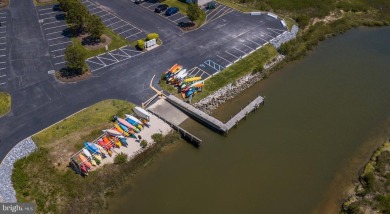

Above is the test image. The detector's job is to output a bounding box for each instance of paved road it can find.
[0,0,287,162]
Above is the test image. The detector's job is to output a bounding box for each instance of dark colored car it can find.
[165,7,179,16]
[155,4,169,13]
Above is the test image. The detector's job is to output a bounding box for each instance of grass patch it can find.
[191,44,277,103]
[13,99,182,213]
[71,27,131,59]
[33,0,58,6]
[0,92,11,116]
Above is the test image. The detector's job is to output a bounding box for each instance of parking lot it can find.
[86,46,144,72]
[203,2,235,24]
[36,5,71,71]
[81,0,146,42]
[0,10,8,88]
[199,16,287,75]
[136,0,191,27]
[185,66,211,80]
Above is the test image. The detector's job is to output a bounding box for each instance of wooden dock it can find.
[166,95,264,134]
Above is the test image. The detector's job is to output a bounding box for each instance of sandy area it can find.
[93,114,172,168]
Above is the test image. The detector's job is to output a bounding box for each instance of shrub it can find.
[114,152,128,164]
[151,133,163,143]
[137,39,145,50]
[140,140,148,149]
[147,33,159,41]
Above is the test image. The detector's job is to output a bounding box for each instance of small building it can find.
[185,0,213,6]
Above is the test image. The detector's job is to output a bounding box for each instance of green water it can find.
[105,27,390,214]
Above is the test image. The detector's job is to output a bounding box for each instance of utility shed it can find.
[185,0,212,6]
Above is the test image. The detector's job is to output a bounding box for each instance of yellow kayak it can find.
[115,138,122,147]
[93,154,102,161]
[114,124,129,137]
[184,77,201,82]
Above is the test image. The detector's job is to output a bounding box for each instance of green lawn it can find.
[33,0,58,6]
[71,27,131,59]
[192,44,278,103]
[0,92,11,116]
[13,99,181,213]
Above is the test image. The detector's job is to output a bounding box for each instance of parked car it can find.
[134,0,144,4]
[155,4,169,13]
[165,7,179,16]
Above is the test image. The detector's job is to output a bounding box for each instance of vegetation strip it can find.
[0,92,11,117]
[11,100,182,213]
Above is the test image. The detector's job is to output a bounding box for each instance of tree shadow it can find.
[178,22,195,29]
[53,4,61,12]
[55,13,65,21]
[59,67,83,79]
[81,36,102,46]
[62,27,83,38]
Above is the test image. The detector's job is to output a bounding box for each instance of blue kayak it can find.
[84,142,100,154]
[118,137,128,147]
[125,117,139,127]
[118,122,129,133]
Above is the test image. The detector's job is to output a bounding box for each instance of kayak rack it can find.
[69,133,118,176]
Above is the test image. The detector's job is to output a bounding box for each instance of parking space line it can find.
[51,47,66,52]
[87,59,105,66]
[95,57,107,65]
[49,41,71,46]
[247,38,260,46]
[225,51,239,58]
[0,26,5,29]
[112,25,128,31]
[124,31,142,39]
[0,82,6,86]
[109,52,129,58]
[40,11,58,16]
[54,54,64,58]
[0,48,5,51]
[103,16,116,22]
[0,55,5,57]
[241,43,254,50]
[173,16,186,22]
[254,35,269,42]
[118,49,131,57]
[43,20,63,25]
[92,10,106,15]
[44,24,67,30]
[106,20,123,27]
[0,42,5,45]
[117,27,134,34]
[0,74,6,77]
[0,37,5,39]
[147,3,158,8]
[39,7,53,11]
[267,27,286,33]
[100,13,110,18]
[0,17,6,19]
[233,47,246,54]
[97,56,118,62]
[0,67,5,70]
[261,32,275,38]
[46,30,63,35]
[0,62,6,64]
[168,13,180,19]
[204,60,224,72]
[108,53,120,61]
[54,61,65,65]
[48,36,65,41]
[217,55,232,64]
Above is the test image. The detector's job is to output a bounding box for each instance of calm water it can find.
[105,27,390,214]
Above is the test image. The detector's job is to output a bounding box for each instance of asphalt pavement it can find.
[0,0,287,163]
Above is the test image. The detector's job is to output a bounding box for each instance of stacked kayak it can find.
[162,64,205,99]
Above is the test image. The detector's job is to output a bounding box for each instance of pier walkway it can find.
[166,95,264,134]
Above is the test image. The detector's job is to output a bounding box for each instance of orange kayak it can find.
[79,154,92,169]
[165,64,178,74]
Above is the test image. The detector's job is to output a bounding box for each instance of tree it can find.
[137,39,145,50]
[58,0,78,13]
[114,152,128,164]
[140,140,148,149]
[64,44,86,74]
[65,2,89,32]
[187,3,201,23]
[147,33,159,41]
[85,14,104,40]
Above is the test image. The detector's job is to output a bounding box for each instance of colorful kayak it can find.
[141,118,151,127]
[113,125,129,137]
[116,117,136,130]
[115,138,122,147]
[84,142,100,154]
[82,149,97,166]
[125,117,143,130]
[133,107,151,121]
[104,129,122,137]
[184,76,201,82]
[125,114,143,126]
[79,154,92,169]
[94,144,107,158]
[165,64,179,74]
[80,164,89,175]
[190,81,204,88]
[118,137,128,146]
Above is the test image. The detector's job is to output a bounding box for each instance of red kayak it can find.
[80,164,89,175]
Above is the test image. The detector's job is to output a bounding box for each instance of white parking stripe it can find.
[49,41,71,46]
[124,31,142,39]
[40,11,58,16]
[51,47,66,52]
[48,36,64,41]
[147,3,158,8]
[97,56,118,62]
[225,51,239,58]
[233,47,246,54]
[0,74,6,77]
[86,59,105,66]
[0,12,6,15]
[0,17,7,19]
[173,16,186,22]
[46,30,63,35]
[106,20,123,27]
[92,10,106,15]
[54,54,64,58]
[247,38,260,45]
[54,61,65,65]
[241,43,254,50]
[0,67,5,70]
[0,62,6,64]
[0,55,6,57]
[0,82,6,85]
[217,55,232,64]
[89,7,100,12]
[117,27,135,34]
[254,35,269,42]
[99,13,110,18]
[43,20,63,25]
[103,16,116,22]
[0,42,5,45]
[0,26,6,29]
[39,7,53,11]
[0,37,5,39]
[44,24,67,30]
[0,48,5,50]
